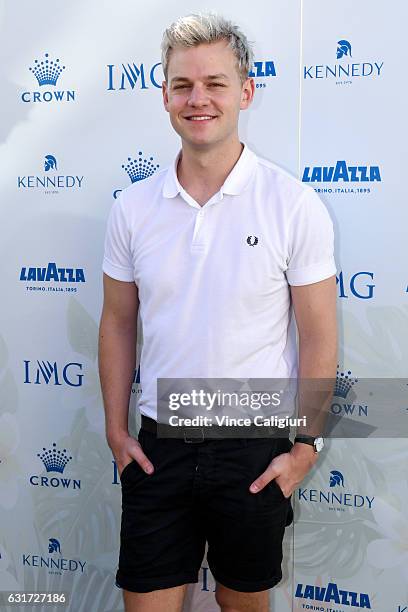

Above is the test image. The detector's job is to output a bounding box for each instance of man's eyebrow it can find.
[170,73,230,84]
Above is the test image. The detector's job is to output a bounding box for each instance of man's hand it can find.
[108,430,155,477]
[249,442,318,498]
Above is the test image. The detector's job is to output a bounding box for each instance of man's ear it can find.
[240,77,255,110]
[162,80,169,112]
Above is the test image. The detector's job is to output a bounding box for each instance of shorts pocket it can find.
[119,459,136,483]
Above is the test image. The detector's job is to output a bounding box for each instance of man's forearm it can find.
[98,313,137,444]
[296,334,337,438]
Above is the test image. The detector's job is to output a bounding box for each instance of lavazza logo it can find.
[19,261,85,295]
[304,39,384,86]
[113,150,160,199]
[106,59,276,92]
[29,441,81,490]
[297,464,374,512]
[22,537,86,575]
[295,581,372,609]
[21,53,75,103]
[302,159,381,195]
[17,154,84,194]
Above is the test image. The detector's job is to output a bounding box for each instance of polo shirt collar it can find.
[162,143,257,200]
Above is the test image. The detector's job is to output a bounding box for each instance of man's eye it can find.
[208,83,224,87]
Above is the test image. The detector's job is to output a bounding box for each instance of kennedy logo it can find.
[22,537,86,575]
[246,236,259,247]
[23,360,84,387]
[298,468,374,510]
[329,469,344,487]
[113,151,160,199]
[304,39,384,85]
[17,154,84,194]
[295,582,371,609]
[44,155,58,171]
[22,53,75,103]
[337,39,352,59]
[48,538,61,553]
[337,271,375,300]
[29,442,80,490]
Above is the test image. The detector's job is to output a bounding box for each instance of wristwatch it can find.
[294,435,324,453]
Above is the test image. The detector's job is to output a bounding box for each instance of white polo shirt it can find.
[103,144,336,421]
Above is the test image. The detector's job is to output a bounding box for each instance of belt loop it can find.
[183,427,205,444]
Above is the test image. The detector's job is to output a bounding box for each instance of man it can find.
[99,12,337,612]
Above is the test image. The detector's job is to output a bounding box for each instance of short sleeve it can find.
[285,188,337,286]
[102,192,135,282]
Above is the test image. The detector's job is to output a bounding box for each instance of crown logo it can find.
[337,40,352,60]
[29,53,65,86]
[329,470,344,488]
[334,365,358,399]
[122,151,160,183]
[37,442,72,473]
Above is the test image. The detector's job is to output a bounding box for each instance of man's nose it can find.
[187,83,209,106]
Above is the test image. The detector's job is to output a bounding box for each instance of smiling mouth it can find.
[184,115,217,121]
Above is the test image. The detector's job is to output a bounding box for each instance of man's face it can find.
[162,40,254,150]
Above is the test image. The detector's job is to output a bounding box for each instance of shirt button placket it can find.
[191,208,206,253]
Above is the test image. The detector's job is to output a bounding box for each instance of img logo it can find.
[17,154,84,194]
[337,271,375,300]
[304,39,384,85]
[22,53,75,103]
[23,360,84,387]
[295,581,371,609]
[113,151,160,199]
[29,442,80,490]
[22,537,86,575]
[107,61,163,91]
[331,366,367,418]
[298,468,374,510]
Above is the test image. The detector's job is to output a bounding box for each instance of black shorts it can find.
[116,426,293,593]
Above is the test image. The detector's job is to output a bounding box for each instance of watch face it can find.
[314,437,324,452]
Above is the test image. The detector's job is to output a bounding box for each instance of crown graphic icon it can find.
[122,152,160,183]
[334,366,358,399]
[37,442,72,473]
[29,53,65,86]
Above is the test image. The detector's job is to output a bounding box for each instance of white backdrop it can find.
[0,1,407,611]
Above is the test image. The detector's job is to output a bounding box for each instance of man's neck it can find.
[177,138,244,206]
